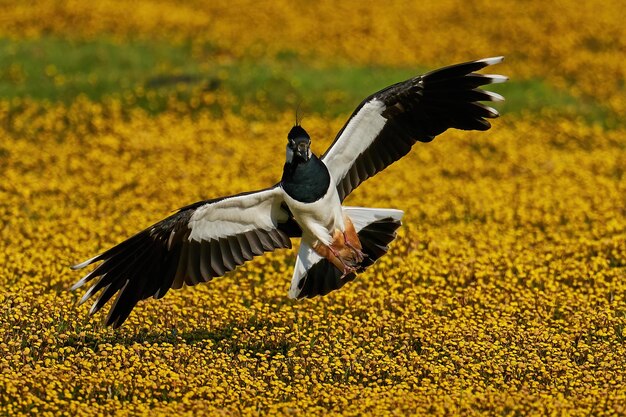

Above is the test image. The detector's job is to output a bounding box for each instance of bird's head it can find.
[286,125,311,163]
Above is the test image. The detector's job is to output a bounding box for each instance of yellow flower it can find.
[1,1,625,415]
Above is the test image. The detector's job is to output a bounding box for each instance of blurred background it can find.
[1,1,625,416]
[0,0,623,125]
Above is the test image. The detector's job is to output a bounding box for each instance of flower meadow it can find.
[1,1,625,416]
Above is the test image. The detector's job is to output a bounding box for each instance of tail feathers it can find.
[343,207,403,231]
[288,241,351,299]
[288,207,403,299]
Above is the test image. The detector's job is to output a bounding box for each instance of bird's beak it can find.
[296,140,310,160]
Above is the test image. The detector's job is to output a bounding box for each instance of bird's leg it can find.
[313,238,358,278]
[313,217,369,279]
[342,215,365,262]
[326,245,358,278]
[342,231,365,262]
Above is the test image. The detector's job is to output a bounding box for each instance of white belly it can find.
[282,180,344,246]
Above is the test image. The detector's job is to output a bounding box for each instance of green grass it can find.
[0,37,203,101]
[220,60,419,117]
[0,36,614,123]
[490,79,613,126]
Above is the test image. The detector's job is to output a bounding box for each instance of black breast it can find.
[281,155,331,203]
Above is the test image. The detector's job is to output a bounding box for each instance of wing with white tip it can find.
[71,186,300,328]
[322,56,507,201]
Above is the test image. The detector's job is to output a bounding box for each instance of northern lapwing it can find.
[71,57,507,327]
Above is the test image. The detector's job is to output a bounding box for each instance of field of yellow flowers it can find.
[1,1,625,416]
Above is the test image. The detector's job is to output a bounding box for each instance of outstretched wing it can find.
[322,56,507,202]
[71,186,300,328]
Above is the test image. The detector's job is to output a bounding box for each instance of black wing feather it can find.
[71,188,297,328]
[324,57,506,202]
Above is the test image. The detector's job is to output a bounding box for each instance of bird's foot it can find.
[343,231,365,262]
[327,245,358,278]
[339,265,357,279]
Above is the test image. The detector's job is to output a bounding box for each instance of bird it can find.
[71,56,507,328]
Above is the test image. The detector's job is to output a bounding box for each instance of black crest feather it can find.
[288,125,310,140]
